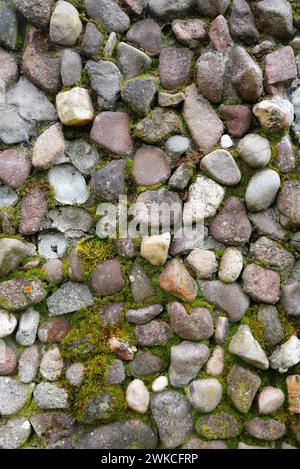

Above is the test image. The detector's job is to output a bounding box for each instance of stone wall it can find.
[0,0,300,449]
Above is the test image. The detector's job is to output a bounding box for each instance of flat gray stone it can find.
[85,0,130,33]
[0,377,34,416]
[48,164,89,206]
[169,341,210,387]
[86,60,122,110]
[200,149,241,185]
[47,282,94,316]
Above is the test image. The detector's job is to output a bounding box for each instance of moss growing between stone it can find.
[76,236,118,276]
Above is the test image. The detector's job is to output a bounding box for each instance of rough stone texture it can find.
[117,42,151,78]
[186,248,218,279]
[16,308,40,346]
[201,280,249,322]
[160,47,193,90]
[0,417,31,449]
[135,320,173,346]
[121,77,157,116]
[219,104,252,137]
[209,15,231,53]
[257,306,284,346]
[258,386,285,415]
[56,87,94,126]
[253,96,294,133]
[0,377,34,416]
[91,112,132,155]
[32,123,65,169]
[230,46,263,102]
[0,278,46,312]
[227,365,261,413]
[86,60,122,111]
[187,379,222,413]
[184,175,225,223]
[237,134,271,168]
[197,51,224,103]
[91,259,125,296]
[230,0,259,44]
[150,391,193,448]
[91,160,125,201]
[158,259,198,303]
[229,325,269,370]
[86,0,130,33]
[242,264,281,304]
[245,418,286,441]
[126,19,161,56]
[169,341,210,387]
[183,85,224,153]
[168,302,214,340]
[135,108,182,143]
[196,412,241,439]
[269,336,300,373]
[47,282,93,316]
[33,383,68,410]
[277,180,300,229]
[256,0,294,40]
[210,197,252,246]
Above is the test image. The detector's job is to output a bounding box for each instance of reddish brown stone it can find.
[210,197,252,246]
[91,259,125,296]
[68,247,84,282]
[126,19,161,56]
[242,264,281,304]
[135,320,173,346]
[38,319,71,343]
[209,15,231,53]
[90,112,132,155]
[158,258,198,303]
[19,187,48,235]
[265,46,297,91]
[219,104,252,137]
[132,145,171,186]
[159,47,193,90]
[0,343,17,375]
[22,28,60,95]
[0,149,31,189]
[277,180,300,229]
[124,0,144,15]
[171,19,207,48]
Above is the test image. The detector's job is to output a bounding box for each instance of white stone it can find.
[245,169,281,212]
[50,0,82,46]
[218,247,243,283]
[40,346,64,382]
[38,232,68,260]
[237,134,271,168]
[0,238,35,276]
[56,87,94,126]
[253,96,294,132]
[184,176,225,223]
[48,164,89,205]
[206,346,224,376]
[152,376,169,392]
[33,382,68,409]
[126,379,150,414]
[229,325,269,370]
[0,310,17,338]
[269,335,300,373]
[141,232,171,266]
[186,248,218,279]
[187,379,222,412]
[16,309,40,346]
[258,386,285,414]
[221,134,233,148]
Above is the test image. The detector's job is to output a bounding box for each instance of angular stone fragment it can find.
[201,280,249,322]
[38,319,71,343]
[117,42,151,78]
[248,208,287,240]
[172,18,206,48]
[245,418,286,441]
[229,325,269,370]
[141,232,171,267]
[30,412,75,448]
[0,104,34,144]
[65,140,99,176]
[91,160,125,201]
[210,197,251,246]
[158,258,198,303]
[269,336,300,373]
[253,96,294,133]
[169,341,210,387]
[158,92,185,108]
[242,264,281,304]
[132,145,170,186]
[126,18,161,56]
[265,46,297,91]
[16,308,40,346]
[183,84,224,153]
[0,238,35,276]
[230,46,263,102]
[280,281,300,317]
[0,278,46,312]
[91,111,132,155]
[121,77,157,116]
[129,262,155,302]
[168,302,214,341]
[200,149,241,185]
[219,104,252,137]
[81,23,103,58]
[0,343,16,376]
[56,88,94,126]
[22,28,61,95]
[34,383,68,410]
[0,48,18,88]
[86,60,122,111]
[160,47,193,90]
[47,282,93,316]
[227,365,261,413]
[276,135,295,174]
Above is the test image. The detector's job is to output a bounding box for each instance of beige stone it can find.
[32,123,65,169]
[56,87,94,126]
[287,375,300,414]
[186,248,218,279]
[126,379,149,414]
[141,232,171,266]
